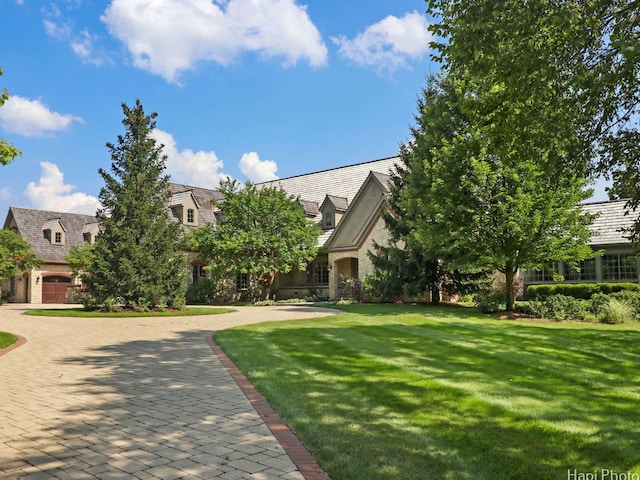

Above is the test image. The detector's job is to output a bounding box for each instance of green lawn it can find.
[0,331,18,350]
[214,303,640,480]
[25,306,235,317]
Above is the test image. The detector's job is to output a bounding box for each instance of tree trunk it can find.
[431,285,441,304]
[504,262,516,312]
[262,273,276,301]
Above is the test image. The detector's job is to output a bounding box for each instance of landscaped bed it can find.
[215,303,640,480]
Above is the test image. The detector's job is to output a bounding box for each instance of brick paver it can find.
[0,304,337,479]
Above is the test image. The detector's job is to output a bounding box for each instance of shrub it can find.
[527,283,640,300]
[474,290,505,313]
[600,298,635,324]
[526,294,590,321]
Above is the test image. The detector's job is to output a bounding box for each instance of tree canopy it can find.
[396,73,595,310]
[0,67,21,166]
[0,230,41,293]
[188,179,320,300]
[85,100,187,310]
[427,0,640,239]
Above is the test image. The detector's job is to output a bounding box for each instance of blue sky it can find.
[0,0,608,217]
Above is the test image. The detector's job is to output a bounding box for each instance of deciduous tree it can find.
[398,74,594,311]
[0,229,41,298]
[85,100,187,310]
[427,0,640,239]
[0,67,21,166]
[188,179,319,301]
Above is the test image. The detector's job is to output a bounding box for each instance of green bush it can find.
[474,290,505,313]
[527,283,640,300]
[600,298,636,324]
[526,294,588,321]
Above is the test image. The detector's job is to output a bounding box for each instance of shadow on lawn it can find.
[216,317,640,480]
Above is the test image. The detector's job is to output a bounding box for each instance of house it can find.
[523,199,639,288]
[256,157,398,299]
[4,156,635,304]
[1,207,99,303]
[1,184,221,304]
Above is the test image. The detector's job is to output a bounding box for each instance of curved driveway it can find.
[0,304,338,479]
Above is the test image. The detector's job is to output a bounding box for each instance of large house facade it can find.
[2,157,638,303]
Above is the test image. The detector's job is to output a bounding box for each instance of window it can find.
[192,264,206,283]
[308,261,329,284]
[83,232,92,243]
[324,212,333,228]
[54,232,62,244]
[564,258,597,282]
[187,208,195,224]
[602,254,637,281]
[236,273,249,290]
[525,262,559,283]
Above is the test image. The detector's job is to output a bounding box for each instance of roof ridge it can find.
[254,156,399,184]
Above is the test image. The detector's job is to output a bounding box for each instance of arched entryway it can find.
[42,274,72,303]
[333,257,359,299]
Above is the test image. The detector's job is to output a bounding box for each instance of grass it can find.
[25,306,235,317]
[0,331,18,350]
[214,303,640,480]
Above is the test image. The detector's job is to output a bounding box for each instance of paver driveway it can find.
[0,304,338,479]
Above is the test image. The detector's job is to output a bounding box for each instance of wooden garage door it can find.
[42,276,71,303]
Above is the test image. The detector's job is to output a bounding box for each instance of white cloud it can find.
[238,151,278,183]
[101,0,328,82]
[0,187,11,203]
[0,96,83,137]
[332,11,431,73]
[43,19,71,39]
[151,129,229,187]
[70,30,110,66]
[25,162,100,214]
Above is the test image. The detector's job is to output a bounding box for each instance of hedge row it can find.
[526,282,640,300]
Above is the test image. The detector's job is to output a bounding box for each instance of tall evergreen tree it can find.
[368,77,488,304]
[86,100,187,310]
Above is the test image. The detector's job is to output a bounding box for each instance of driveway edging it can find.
[206,334,331,480]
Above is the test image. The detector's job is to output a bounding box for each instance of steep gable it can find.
[324,171,390,251]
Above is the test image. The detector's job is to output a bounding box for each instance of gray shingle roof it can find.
[582,199,636,246]
[323,195,349,212]
[4,207,98,263]
[168,183,221,227]
[256,156,398,205]
[299,199,319,217]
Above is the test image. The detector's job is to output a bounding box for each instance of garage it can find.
[42,275,71,303]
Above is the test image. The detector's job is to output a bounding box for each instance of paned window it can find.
[324,212,333,228]
[308,261,329,284]
[525,262,559,283]
[564,258,597,282]
[187,209,195,224]
[54,232,62,244]
[602,254,637,281]
[192,265,206,283]
[236,273,249,290]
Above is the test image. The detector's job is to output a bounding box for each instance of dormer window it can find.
[82,222,101,244]
[168,190,200,226]
[43,218,66,245]
[324,212,333,228]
